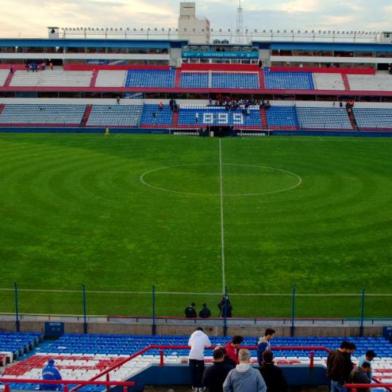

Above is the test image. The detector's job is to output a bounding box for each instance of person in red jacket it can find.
[224,336,244,367]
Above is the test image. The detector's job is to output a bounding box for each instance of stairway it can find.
[80,105,93,127]
[346,106,359,130]
[4,71,15,87]
[172,111,179,128]
[342,74,351,91]
[174,69,181,88]
[260,107,268,129]
[90,70,99,88]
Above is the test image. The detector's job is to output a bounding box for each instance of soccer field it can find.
[0,133,391,318]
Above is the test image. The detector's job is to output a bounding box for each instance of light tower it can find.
[235,0,244,44]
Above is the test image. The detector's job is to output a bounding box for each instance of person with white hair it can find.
[223,349,266,392]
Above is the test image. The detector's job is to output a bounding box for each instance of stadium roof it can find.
[254,41,392,52]
[1,38,392,52]
[0,38,187,49]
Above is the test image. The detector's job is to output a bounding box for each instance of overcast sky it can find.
[0,0,391,38]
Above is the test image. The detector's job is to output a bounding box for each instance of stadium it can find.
[0,1,392,391]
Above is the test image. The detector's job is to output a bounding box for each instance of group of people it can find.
[24,61,53,72]
[185,296,233,319]
[327,341,376,392]
[188,327,280,392]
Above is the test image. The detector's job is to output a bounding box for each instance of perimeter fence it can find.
[0,284,391,335]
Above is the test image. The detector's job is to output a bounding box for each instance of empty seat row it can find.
[87,105,143,127]
[354,108,392,130]
[125,69,175,88]
[0,105,86,125]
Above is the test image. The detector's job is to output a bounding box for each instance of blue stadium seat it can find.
[296,107,353,130]
[353,108,392,130]
[180,72,209,88]
[266,106,298,129]
[87,105,143,127]
[125,70,175,88]
[0,105,86,125]
[211,73,259,89]
[265,70,314,90]
[140,104,173,126]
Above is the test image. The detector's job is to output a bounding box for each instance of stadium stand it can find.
[312,73,345,91]
[10,70,93,87]
[178,105,261,128]
[95,71,127,88]
[353,108,392,130]
[86,105,143,127]
[211,72,259,89]
[0,70,9,86]
[296,107,353,130]
[180,72,209,88]
[125,69,175,88]
[140,104,173,127]
[347,74,392,91]
[0,332,41,362]
[264,70,314,90]
[266,106,299,129]
[0,104,86,125]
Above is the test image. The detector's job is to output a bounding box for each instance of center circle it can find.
[140,163,302,197]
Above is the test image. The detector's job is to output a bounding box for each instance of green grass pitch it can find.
[0,133,391,318]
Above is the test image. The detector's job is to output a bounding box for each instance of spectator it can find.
[218,295,232,318]
[259,351,288,392]
[188,327,212,392]
[257,329,276,366]
[348,362,371,392]
[49,61,53,71]
[224,336,244,367]
[40,359,62,391]
[9,66,14,74]
[202,347,232,392]
[116,96,121,105]
[158,101,164,111]
[195,113,199,124]
[358,350,376,379]
[327,341,356,392]
[199,303,211,319]
[185,303,197,318]
[223,349,266,392]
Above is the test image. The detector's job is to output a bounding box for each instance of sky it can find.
[0,0,391,38]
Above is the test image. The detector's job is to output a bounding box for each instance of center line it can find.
[218,138,226,294]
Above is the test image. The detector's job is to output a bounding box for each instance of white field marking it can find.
[139,163,303,197]
[0,288,390,296]
[219,139,226,294]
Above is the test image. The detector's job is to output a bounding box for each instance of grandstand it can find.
[1,7,392,392]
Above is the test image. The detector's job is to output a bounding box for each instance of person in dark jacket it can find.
[327,341,356,392]
[218,296,232,317]
[185,303,197,318]
[40,359,62,390]
[259,351,288,392]
[348,362,371,392]
[199,303,211,319]
[202,347,232,392]
[257,329,276,366]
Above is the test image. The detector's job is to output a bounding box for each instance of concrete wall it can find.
[0,319,383,337]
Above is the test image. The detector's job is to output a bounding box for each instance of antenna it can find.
[236,0,244,44]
